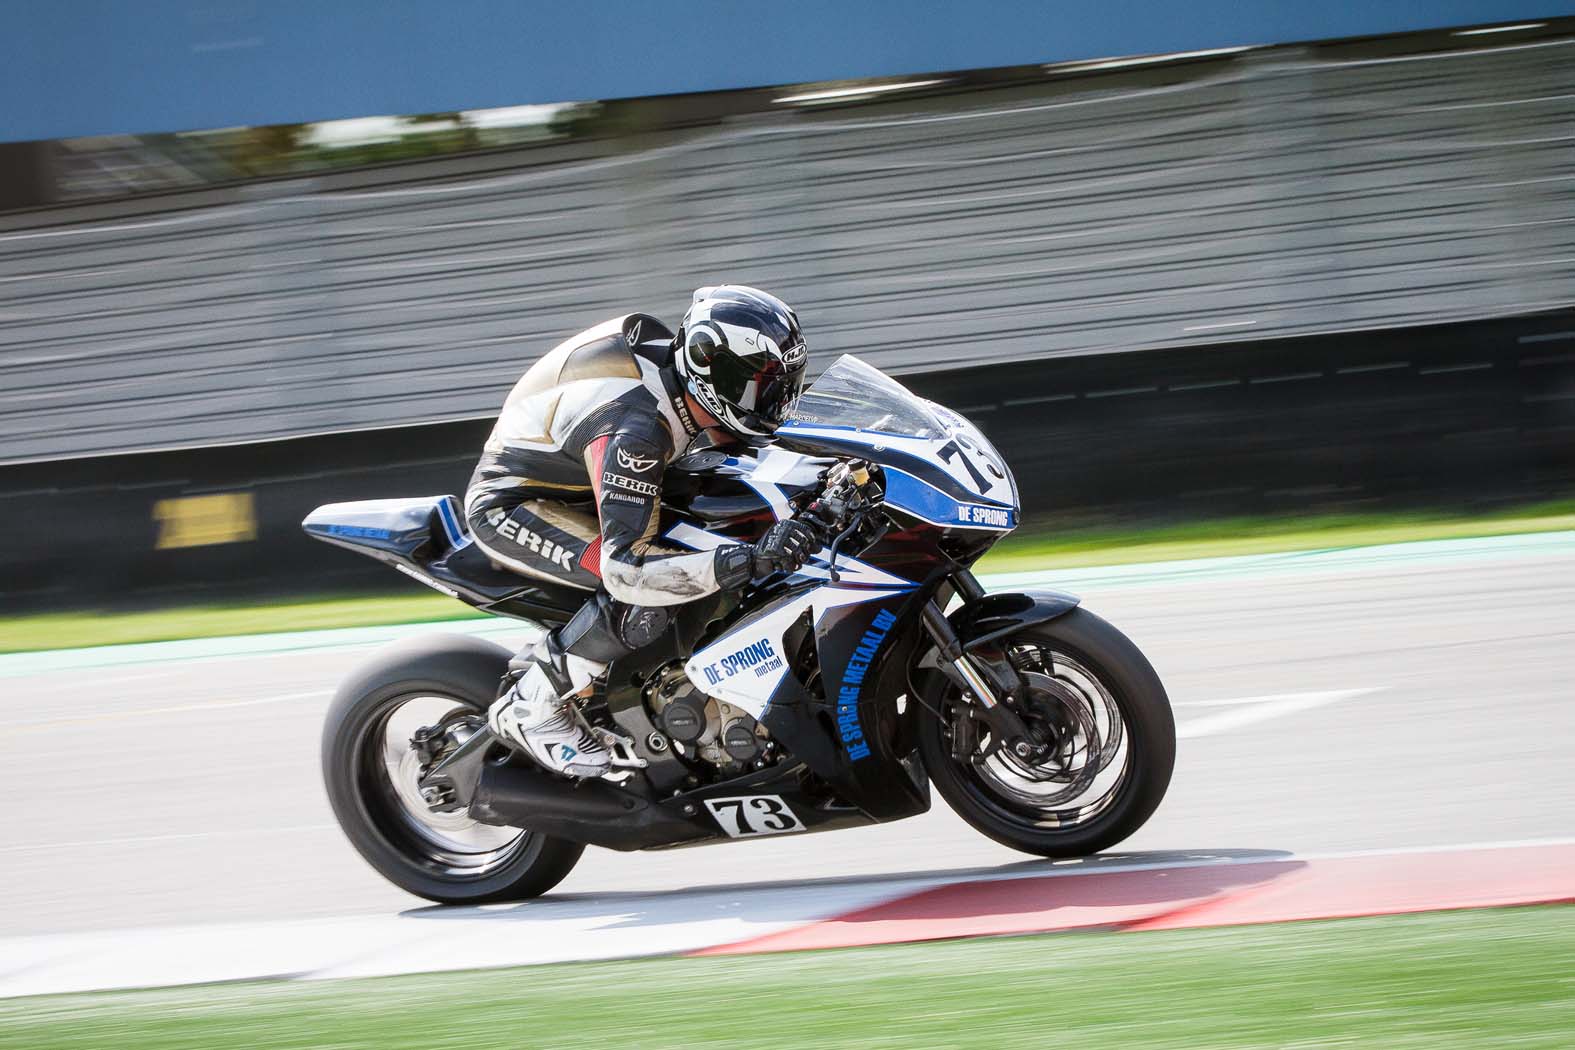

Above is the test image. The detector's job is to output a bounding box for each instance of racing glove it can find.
[715,519,820,589]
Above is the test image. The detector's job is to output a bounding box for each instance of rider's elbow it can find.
[601,554,715,608]
[601,562,649,606]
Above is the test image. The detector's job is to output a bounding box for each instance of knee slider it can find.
[615,602,671,651]
[559,592,671,661]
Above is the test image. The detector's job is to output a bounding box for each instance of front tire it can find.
[321,633,584,904]
[919,607,1175,857]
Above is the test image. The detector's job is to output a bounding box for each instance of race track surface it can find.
[4,532,1573,956]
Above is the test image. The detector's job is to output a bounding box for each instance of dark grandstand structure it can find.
[2,3,1572,607]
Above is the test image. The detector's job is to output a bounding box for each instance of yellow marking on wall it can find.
[153,493,258,549]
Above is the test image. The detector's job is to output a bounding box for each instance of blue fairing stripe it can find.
[780,428,1013,510]
[437,496,471,549]
[882,468,1016,531]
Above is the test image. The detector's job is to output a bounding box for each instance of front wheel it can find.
[321,634,584,904]
[919,608,1175,857]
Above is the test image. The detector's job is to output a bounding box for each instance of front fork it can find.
[920,571,1039,761]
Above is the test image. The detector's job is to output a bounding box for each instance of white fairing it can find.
[736,446,808,519]
[683,584,905,719]
[668,425,914,714]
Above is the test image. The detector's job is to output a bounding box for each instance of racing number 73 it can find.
[937,438,1001,493]
[703,795,806,838]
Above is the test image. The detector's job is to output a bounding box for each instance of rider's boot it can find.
[487,638,611,778]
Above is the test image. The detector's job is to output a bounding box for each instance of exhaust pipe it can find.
[468,759,711,852]
[419,726,711,851]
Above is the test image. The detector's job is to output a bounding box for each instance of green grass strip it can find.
[2,499,1572,653]
[978,498,1575,572]
[2,905,1571,1049]
[0,593,486,654]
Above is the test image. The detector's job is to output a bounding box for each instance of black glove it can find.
[715,519,820,589]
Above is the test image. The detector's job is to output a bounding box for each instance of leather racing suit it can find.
[465,313,732,659]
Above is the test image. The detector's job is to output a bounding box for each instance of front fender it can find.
[948,589,1081,650]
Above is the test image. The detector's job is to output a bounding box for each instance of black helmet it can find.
[674,285,808,438]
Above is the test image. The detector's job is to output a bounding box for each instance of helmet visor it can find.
[747,365,806,427]
[728,347,806,431]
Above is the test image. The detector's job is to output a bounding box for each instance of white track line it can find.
[1177,688,1383,738]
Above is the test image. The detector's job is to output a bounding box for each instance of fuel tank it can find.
[660,446,835,539]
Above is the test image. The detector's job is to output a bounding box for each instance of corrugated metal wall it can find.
[2,36,1572,464]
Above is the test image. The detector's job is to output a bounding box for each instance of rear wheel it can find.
[321,634,584,904]
[919,608,1175,857]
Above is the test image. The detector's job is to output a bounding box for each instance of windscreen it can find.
[786,355,944,438]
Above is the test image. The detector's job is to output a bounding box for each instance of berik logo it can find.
[616,447,657,472]
[483,511,575,571]
[673,397,698,435]
[604,471,660,497]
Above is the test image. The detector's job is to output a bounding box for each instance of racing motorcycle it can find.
[305,356,1175,904]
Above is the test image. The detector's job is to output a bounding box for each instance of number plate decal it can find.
[702,795,807,838]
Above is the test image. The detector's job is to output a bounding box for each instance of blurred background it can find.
[3,1,1573,612]
[4,5,1575,1046]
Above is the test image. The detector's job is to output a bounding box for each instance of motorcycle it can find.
[305,355,1175,904]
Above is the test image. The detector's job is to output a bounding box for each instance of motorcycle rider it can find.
[468,286,818,778]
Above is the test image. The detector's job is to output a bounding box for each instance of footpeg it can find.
[592,727,649,769]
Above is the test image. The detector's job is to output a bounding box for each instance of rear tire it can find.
[321,633,584,904]
[919,607,1175,857]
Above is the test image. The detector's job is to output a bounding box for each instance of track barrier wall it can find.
[4,312,1571,611]
[4,36,1575,464]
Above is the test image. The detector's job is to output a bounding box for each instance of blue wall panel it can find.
[3,0,1573,142]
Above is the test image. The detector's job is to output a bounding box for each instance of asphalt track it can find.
[3,532,1574,964]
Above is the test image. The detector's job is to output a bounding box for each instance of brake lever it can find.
[824,521,853,584]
